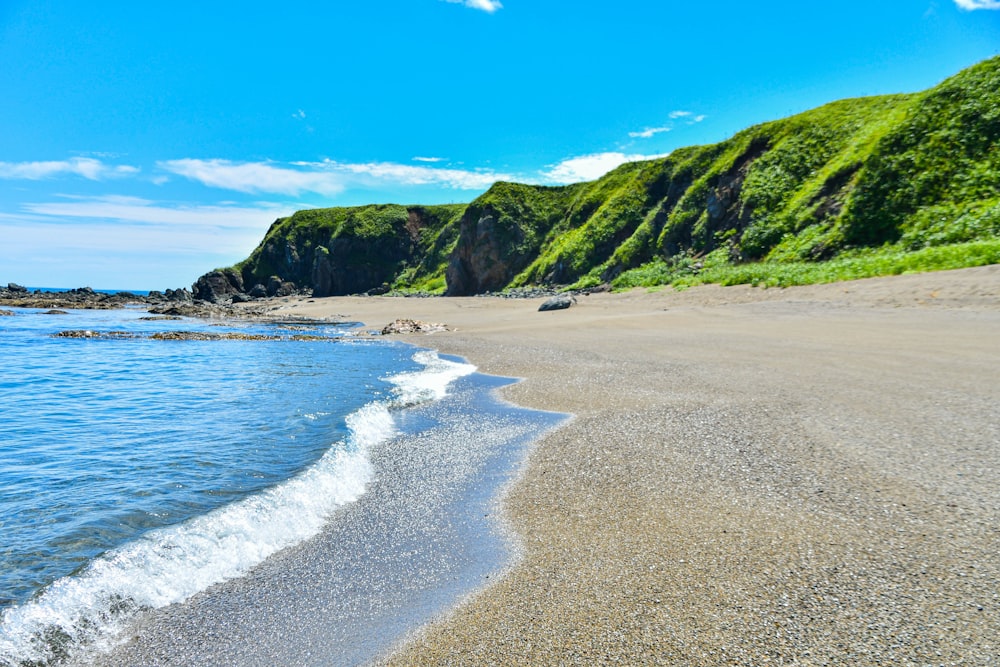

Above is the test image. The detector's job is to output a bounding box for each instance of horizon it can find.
[1,0,998,291]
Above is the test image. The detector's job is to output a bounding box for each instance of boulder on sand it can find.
[538,295,575,312]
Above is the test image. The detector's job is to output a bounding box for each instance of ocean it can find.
[0,306,561,665]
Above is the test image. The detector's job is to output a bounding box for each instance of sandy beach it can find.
[270,266,1000,665]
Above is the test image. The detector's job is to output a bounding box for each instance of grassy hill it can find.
[216,56,1000,297]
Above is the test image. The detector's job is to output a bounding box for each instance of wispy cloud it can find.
[0,196,290,287]
[22,195,287,229]
[325,159,507,189]
[669,110,707,123]
[542,152,669,184]
[629,112,706,140]
[628,126,671,139]
[443,0,503,13]
[160,159,346,196]
[0,158,139,180]
[953,0,1000,9]
[412,156,446,163]
[161,158,508,195]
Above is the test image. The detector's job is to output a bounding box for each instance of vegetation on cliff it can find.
[231,204,464,297]
[213,56,999,297]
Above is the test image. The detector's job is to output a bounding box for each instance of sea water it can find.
[0,307,484,665]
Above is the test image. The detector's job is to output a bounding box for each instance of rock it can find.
[380,319,449,335]
[538,295,575,312]
[230,292,253,303]
[248,284,268,298]
[0,309,14,316]
[54,330,139,339]
[6,283,27,293]
[192,269,245,303]
[266,276,284,297]
[165,288,193,302]
[43,309,70,315]
[446,206,522,295]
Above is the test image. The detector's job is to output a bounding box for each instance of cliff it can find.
[198,56,1000,300]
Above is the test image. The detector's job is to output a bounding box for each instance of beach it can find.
[274,266,1000,664]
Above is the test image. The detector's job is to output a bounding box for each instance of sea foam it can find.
[0,350,475,666]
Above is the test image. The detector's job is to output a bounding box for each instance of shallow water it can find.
[0,307,567,666]
[0,308,501,665]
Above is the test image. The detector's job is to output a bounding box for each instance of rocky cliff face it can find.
[446,205,525,295]
[195,204,464,301]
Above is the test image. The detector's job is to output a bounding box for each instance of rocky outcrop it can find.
[192,269,245,303]
[0,286,159,309]
[380,319,449,334]
[209,205,463,298]
[446,206,518,295]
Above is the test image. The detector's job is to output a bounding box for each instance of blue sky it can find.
[1,0,998,290]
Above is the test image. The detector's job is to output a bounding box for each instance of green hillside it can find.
[208,56,1000,299]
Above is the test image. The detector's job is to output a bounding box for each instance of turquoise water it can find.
[0,307,477,664]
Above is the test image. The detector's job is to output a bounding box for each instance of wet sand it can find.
[89,373,564,667]
[275,266,1000,664]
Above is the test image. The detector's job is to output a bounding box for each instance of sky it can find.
[1,0,998,290]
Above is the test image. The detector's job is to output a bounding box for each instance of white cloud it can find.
[443,0,503,12]
[954,0,1000,9]
[0,158,139,180]
[542,152,669,184]
[327,159,508,189]
[413,156,446,163]
[629,126,671,139]
[22,195,287,229]
[161,158,508,194]
[160,159,346,196]
[629,112,705,139]
[0,197,290,288]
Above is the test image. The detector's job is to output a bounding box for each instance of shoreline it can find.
[270,266,1000,664]
[86,357,565,667]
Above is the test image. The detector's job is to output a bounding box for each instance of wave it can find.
[0,350,475,666]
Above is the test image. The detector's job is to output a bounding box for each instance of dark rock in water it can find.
[165,287,193,302]
[538,295,575,312]
[55,329,139,339]
[0,309,14,316]
[193,269,245,304]
[249,283,268,299]
[43,309,70,315]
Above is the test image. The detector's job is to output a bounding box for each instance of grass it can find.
[612,239,1000,291]
[222,57,999,297]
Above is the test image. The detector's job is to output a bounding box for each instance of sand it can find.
[269,265,1000,665]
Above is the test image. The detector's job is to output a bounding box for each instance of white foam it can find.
[0,350,475,666]
[386,350,476,407]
